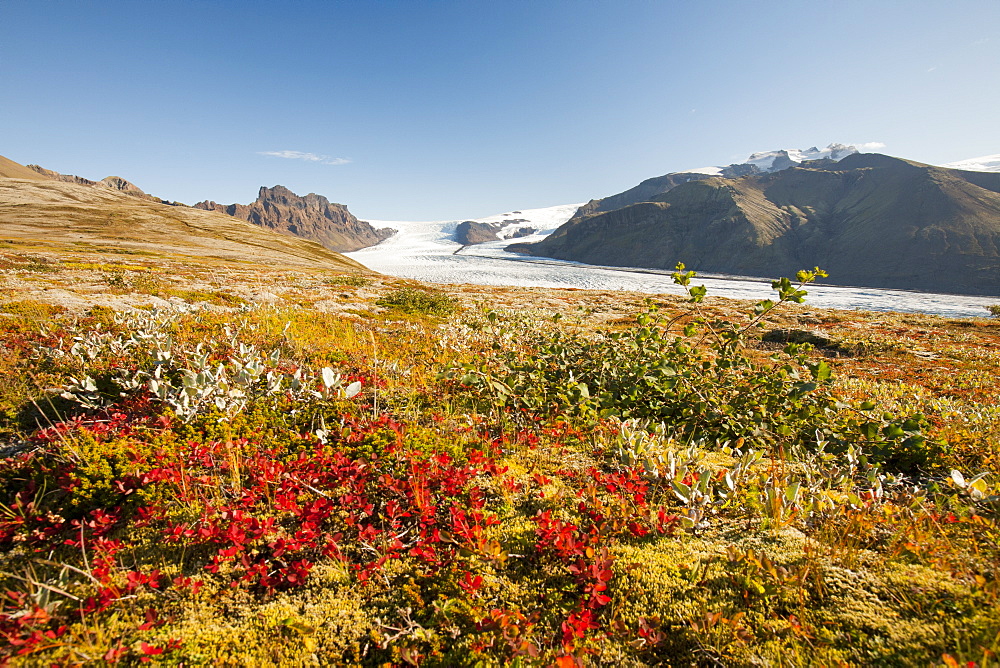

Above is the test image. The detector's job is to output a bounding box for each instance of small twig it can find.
[1,571,80,601]
[36,559,102,586]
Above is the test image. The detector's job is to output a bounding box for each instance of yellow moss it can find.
[0,299,66,319]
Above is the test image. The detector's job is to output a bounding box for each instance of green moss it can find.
[377,287,458,317]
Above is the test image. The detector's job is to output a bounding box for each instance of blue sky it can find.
[1,1,997,220]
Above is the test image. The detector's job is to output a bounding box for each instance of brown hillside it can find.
[0,155,48,180]
[0,176,368,271]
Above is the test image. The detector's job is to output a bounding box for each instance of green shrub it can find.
[377,287,458,317]
[443,266,941,472]
[325,275,371,287]
[986,304,1000,318]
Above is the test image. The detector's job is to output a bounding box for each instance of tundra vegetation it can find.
[1,260,999,667]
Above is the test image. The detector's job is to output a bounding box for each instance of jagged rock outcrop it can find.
[25,164,167,203]
[26,164,98,186]
[100,176,149,197]
[195,186,394,253]
[514,154,1000,295]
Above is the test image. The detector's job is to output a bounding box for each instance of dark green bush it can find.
[443,266,941,472]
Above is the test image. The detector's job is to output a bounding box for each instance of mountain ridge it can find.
[0,154,367,271]
[568,144,867,224]
[513,153,1000,295]
[195,186,395,253]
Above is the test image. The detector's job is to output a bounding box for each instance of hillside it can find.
[24,163,170,204]
[0,156,367,272]
[0,155,49,180]
[517,154,1000,295]
[2,246,999,665]
[569,143,860,221]
[195,185,395,252]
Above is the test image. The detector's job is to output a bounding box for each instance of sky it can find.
[1,0,998,220]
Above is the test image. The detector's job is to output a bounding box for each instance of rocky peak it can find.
[101,176,148,196]
[194,185,395,253]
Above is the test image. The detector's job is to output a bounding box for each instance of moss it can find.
[0,299,66,319]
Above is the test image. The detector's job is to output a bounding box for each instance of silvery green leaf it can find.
[950,470,966,488]
[344,381,362,399]
[671,481,691,504]
[321,367,337,389]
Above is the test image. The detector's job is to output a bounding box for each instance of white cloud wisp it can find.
[854,142,887,152]
[258,150,350,166]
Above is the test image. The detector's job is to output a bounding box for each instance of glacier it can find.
[347,203,1000,319]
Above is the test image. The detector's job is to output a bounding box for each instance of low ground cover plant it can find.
[377,287,459,317]
[0,266,998,665]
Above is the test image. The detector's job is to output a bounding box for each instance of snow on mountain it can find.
[942,154,1000,172]
[470,202,585,239]
[678,166,724,176]
[745,143,859,172]
[678,143,861,176]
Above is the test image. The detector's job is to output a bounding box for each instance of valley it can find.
[1,148,999,666]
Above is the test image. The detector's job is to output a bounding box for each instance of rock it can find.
[100,176,148,197]
[27,164,99,186]
[455,221,503,245]
[195,185,395,253]
[508,227,537,238]
[762,328,834,347]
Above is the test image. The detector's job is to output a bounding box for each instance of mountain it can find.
[195,186,395,253]
[0,154,366,271]
[572,144,861,219]
[513,153,1000,295]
